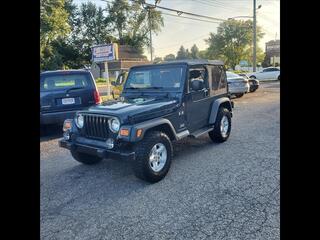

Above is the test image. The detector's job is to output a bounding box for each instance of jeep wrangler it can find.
[59,60,234,183]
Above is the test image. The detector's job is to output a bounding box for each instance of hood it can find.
[84,96,179,124]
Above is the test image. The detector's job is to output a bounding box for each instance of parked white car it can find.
[249,67,280,81]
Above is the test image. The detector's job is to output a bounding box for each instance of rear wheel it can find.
[132,131,173,183]
[209,107,232,143]
[277,75,280,80]
[71,150,102,165]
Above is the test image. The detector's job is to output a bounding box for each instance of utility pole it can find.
[148,8,153,61]
[253,0,257,72]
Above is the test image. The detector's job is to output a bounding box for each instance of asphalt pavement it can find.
[40,82,280,240]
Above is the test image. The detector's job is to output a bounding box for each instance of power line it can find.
[161,12,221,24]
[144,2,226,22]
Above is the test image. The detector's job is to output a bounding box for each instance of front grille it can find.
[82,114,109,140]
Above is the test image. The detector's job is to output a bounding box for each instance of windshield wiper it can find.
[66,87,85,93]
[125,87,141,90]
[143,86,164,89]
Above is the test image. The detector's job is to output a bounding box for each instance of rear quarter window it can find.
[40,73,93,91]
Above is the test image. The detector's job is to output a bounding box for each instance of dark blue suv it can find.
[40,69,101,126]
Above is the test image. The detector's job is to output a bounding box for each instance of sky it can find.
[74,0,280,59]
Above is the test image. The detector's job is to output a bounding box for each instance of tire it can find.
[132,131,173,183]
[250,87,257,93]
[71,150,102,165]
[277,75,280,80]
[209,107,232,143]
[249,75,256,79]
[235,93,244,98]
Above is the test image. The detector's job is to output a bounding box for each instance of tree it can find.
[69,2,114,65]
[153,57,163,63]
[190,44,200,59]
[163,54,176,61]
[107,0,164,53]
[176,46,189,60]
[40,0,71,70]
[205,19,264,69]
[199,50,208,59]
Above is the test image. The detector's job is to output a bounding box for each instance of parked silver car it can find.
[226,71,250,98]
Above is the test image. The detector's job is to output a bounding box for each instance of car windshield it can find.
[40,72,93,92]
[124,66,184,90]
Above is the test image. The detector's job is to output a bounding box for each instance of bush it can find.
[233,70,249,74]
[95,78,107,83]
[95,77,117,84]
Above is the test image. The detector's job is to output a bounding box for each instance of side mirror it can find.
[190,79,204,91]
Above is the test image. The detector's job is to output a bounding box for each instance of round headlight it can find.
[108,117,120,133]
[75,114,84,128]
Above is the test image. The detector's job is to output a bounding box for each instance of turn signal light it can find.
[63,119,72,132]
[120,128,129,136]
[136,129,143,138]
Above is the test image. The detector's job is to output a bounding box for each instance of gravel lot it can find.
[40,82,280,240]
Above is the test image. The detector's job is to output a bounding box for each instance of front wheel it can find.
[132,131,173,183]
[71,150,102,165]
[209,107,232,143]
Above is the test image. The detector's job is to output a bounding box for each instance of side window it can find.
[188,67,208,92]
[211,66,226,91]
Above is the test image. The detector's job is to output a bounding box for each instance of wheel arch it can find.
[130,118,178,142]
[209,98,233,124]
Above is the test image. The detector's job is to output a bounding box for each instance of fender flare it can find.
[123,118,179,142]
[209,97,233,124]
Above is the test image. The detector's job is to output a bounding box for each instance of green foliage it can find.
[153,57,163,63]
[107,0,163,53]
[205,19,265,70]
[40,0,71,70]
[163,54,176,61]
[190,44,200,59]
[40,0,164,71]
[176,46,190,60]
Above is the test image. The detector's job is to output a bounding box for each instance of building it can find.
[265,40,280,66]
[90,45,151,79]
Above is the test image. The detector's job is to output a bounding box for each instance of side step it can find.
[190,127,214,138]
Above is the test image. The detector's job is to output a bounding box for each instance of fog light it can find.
[106,138,114,149]
[63,131,70,140]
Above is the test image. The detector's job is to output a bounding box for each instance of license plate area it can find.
[62,98,75,105]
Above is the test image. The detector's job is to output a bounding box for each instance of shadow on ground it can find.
[40,124,63,142]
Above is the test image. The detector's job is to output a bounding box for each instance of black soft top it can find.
[130,59,224,70]
[40,69,90,75]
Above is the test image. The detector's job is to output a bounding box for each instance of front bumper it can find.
[59,139,135,161]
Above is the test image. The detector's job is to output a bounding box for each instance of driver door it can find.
[184,66,212,133]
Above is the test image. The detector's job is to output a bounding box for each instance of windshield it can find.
[124,66,185,90]
[40,72,93,92]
